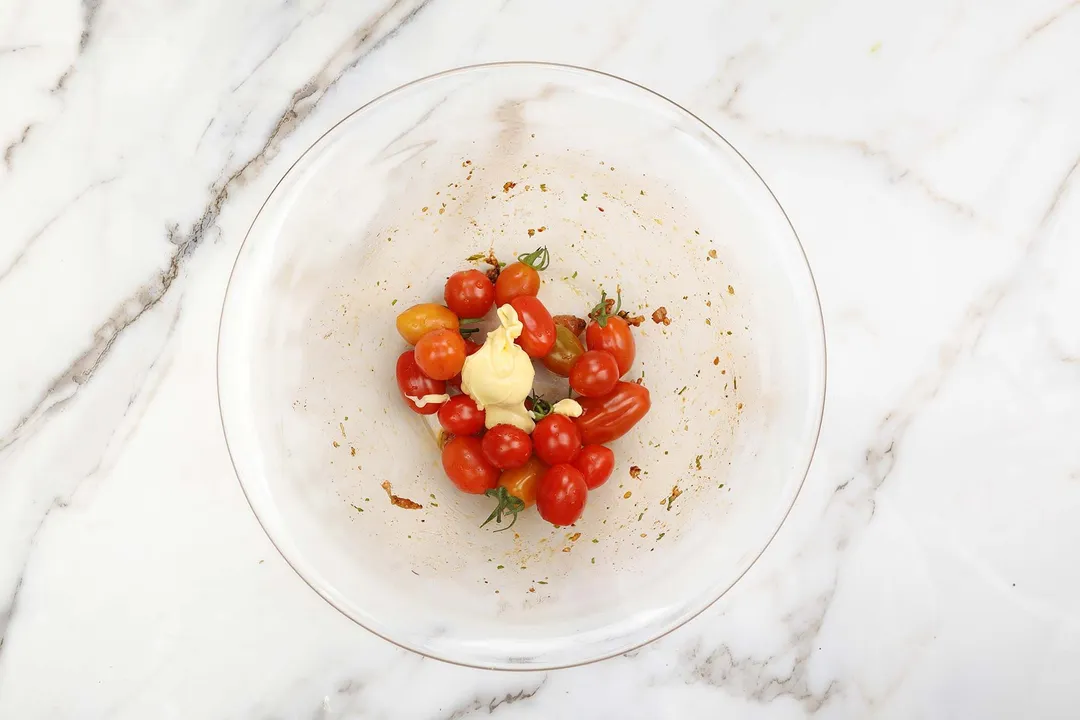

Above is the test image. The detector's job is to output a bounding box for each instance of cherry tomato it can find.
[575,381,651,445]
[510,295,556,358]
[495,264,540,307]
[532,414,582,465]
[572,445,615,489]
[396,303,460,345]
[447,338,482,390]
[585,315,636,376]
[541,325,585,377]
[444,270,495,318]
[442,436,499,494]
[536,464,588,526]
[569,350,620,397]
[481,424,532,470]
[438,394,485,436]
[498,456,547,507]
[414,328,466,381]
[395,351,446,415]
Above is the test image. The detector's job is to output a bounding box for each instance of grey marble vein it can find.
[437,678,548,720]
[0,0,440,454]
[0,175,117,283]
[2,123,33,169]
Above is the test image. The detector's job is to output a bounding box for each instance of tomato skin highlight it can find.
[569,350,620,397]
[532,414,582,465]
[572,445,615,489]
[585,316,636,376]
[444,270,495,318]
[396,303,459,345]
[510,295,556,358]
[414,328,466,380]
[395,351,446,415]
[494,262,540,307]
[481,424,533,470]
[541,325,585,377]
[574,381,651,445]
[498,456,547,508]
[536,464,588,526]
[438,394,486,436]
[442,436,500,494]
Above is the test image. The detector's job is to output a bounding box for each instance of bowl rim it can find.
[217,60,827,671]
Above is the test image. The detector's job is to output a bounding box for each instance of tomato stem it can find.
[460,327,480,336]
[588,288,622,328]
[481,486,526,531]
[517,246,550,271]
[527,392,552,421]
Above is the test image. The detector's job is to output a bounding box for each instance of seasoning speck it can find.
[332,441,340,448]
[569,532,582,542]
[666,485,682,511]
[629,465,641,479]
[581,192,588,201]
[623,491,632,499]
[350,504,364,513]
[695,455,703,470]
[391,299,397,306]
[381,481,422,510]
[727,285,735,295]
[540,183,548,191]
[651,307,671,325]
[350,447,356,456]
[708,249,717,259]
[713,357,720,365]
[503,181,516,193]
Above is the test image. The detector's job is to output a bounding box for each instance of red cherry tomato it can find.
[585,315,636,376]
[447,338,482,390]
[414,328,466,381]
[481,424,532,470]
[441,436,499,494]
[569,350,620,398]
[575,381,651,445]
[395,351,446,415]
[509,295,556,358]
[532,414,582,465]
[494,264,539,307]
[438,395,485,436]
[444,269,495,318]
[572,445,615,489]
[535,464,588,526]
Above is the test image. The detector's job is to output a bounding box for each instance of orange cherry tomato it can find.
[497,456,547,508]
[494,246,548,307]
[396,303,459,345]
[414,328,466,380]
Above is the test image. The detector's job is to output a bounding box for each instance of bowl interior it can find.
[218,64,825,669]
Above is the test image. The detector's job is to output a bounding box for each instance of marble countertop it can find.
[2,0,1079,717]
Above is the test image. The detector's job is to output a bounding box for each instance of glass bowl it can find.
[218,62,825,670]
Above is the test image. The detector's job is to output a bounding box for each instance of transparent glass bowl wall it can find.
[218,63,825,670]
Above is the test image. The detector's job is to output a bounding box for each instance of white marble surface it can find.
[2,0,1079,716]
